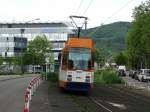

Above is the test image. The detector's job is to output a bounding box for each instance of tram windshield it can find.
[68,48,92,70]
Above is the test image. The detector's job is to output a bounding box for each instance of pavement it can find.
[122,76,150,91]
[30,81,81,112]
[30,81,50,112]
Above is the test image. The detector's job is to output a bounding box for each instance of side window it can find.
[91,51,94,68]
[62,51,68,69]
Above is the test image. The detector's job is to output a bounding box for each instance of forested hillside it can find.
[81,22,131,55]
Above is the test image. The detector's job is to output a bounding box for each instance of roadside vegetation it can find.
[94,69,123,84]
[113,0,150,69]
[0,35,53,75]
[42,72,58,82]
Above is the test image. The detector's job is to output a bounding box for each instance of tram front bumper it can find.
[65,82,91,92]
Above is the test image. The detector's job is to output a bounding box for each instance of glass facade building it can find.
[0,36,27,57]
[0,22,73,71]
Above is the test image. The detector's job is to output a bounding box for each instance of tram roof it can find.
[64,37,93,50]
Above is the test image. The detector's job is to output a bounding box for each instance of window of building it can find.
[8,24,12,28]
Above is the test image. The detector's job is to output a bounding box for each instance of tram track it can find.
[41,82,150,112]
[68,83,150,112]
[89,97,113,112]
[69,92,113,112]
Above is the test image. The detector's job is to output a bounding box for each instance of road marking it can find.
[106,101,126,109]
[90,98,113,112]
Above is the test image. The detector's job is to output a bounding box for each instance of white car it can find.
[138,69,150,82]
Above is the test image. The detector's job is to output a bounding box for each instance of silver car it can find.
[138,69,150,82]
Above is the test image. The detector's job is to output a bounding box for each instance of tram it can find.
[58,37,94,94]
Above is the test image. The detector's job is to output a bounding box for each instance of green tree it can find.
[126,0,150,69]
[113,52,127,66]
[0,57,3,65]
[23,35,53,66]
[93,48,105,69]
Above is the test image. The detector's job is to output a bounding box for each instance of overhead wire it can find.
[82,0,94,15]
[89,0,134,36]
[75,0,84,15]
[71,0,94,29]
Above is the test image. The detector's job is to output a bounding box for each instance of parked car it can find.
[137,69,150,82]
[134,71,140,80]
[130,70,138,79]
[118,69,126,76]
[129,70,134,77]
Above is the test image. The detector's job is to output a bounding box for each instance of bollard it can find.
[23,89,30,112]
[32,79,36,94]
[30,80,34,96]
[28,85,32,101]
[23,76,44,112]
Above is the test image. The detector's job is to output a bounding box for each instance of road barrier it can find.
[22,76,44,112]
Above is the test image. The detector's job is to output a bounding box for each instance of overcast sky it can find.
[0,0,147,28]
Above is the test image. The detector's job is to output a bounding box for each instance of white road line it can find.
[106,101,126,109]
[90,98,113,112]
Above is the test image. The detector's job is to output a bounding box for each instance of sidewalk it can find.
[30,81,81,112]
[122,76,150,91]
[30,81,51,112]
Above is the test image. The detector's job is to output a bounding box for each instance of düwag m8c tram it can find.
[58,37,94,94]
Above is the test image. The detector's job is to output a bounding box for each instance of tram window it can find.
[68,60,73,69]
[88,60,92,69]
[62,52,67,69]
[69,48,92,70]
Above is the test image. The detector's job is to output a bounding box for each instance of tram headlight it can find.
[67,75,72,82]
[85,76,90,83]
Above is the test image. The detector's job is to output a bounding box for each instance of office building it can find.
[0,22,73,71]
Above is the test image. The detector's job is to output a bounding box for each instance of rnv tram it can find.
[58,37,94,94]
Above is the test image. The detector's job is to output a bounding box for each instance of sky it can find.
[0,0,147,28]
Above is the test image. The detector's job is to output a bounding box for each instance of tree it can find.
[113,52,127,66]
[93,48,105,69]
[23,35,53,66]
[0,57,3,65]
[125,0,150,69]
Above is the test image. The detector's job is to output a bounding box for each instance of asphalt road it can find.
[0,75,35,112]
[92,84,150,112]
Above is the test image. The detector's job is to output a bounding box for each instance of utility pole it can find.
[69,15,88,38]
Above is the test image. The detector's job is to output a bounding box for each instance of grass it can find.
[0,72,23,75]
[94,70,123,84]
[42,72,58,82]
[41,70,122,84]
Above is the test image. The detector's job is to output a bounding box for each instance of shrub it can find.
[94,70,122,84]
[42,72,58,82]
